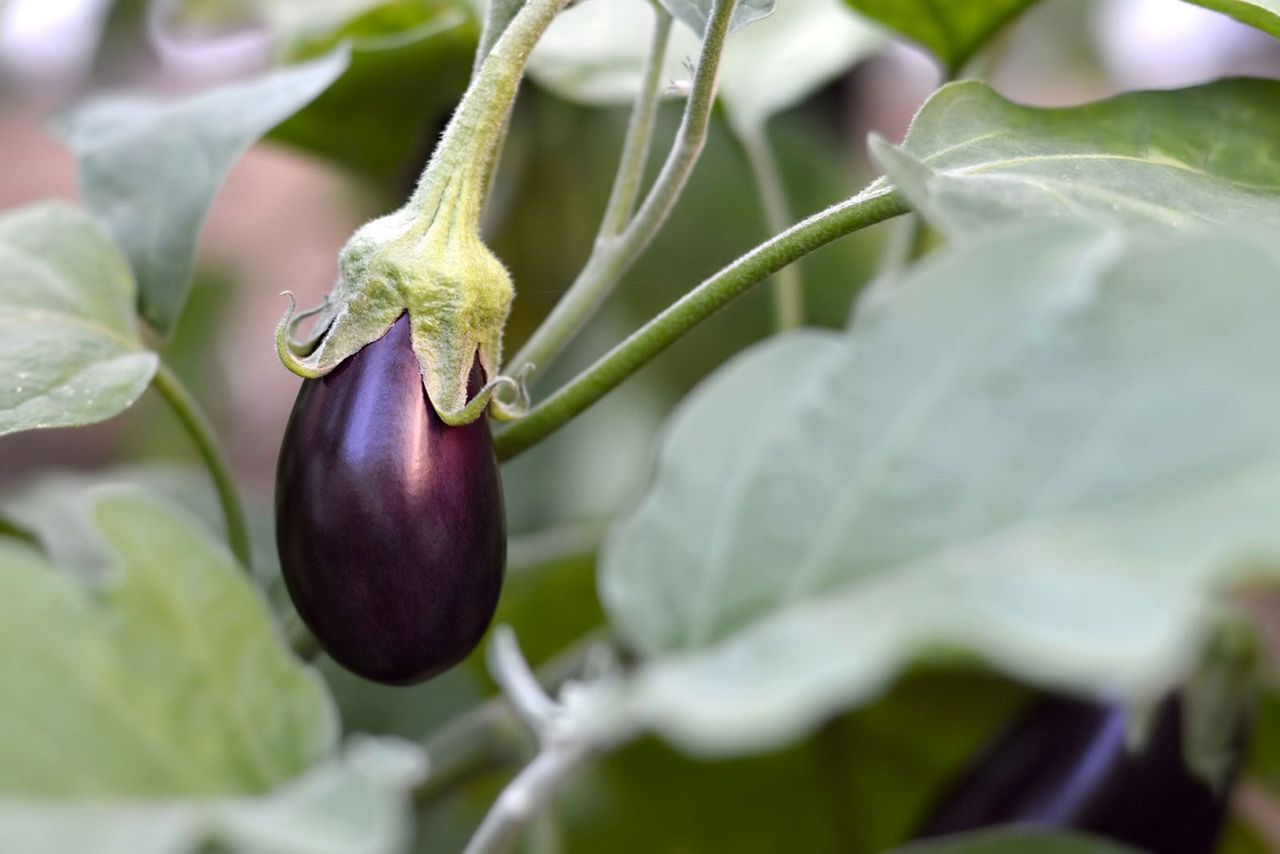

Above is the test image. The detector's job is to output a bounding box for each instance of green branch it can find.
[151,362,252,567]
[598,5,674,238]
[495,187,909,460]
[505,0,739,378]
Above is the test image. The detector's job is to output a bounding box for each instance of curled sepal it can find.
[438,364,533,425]
[274,208,518,425]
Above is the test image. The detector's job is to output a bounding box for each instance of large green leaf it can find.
[0,737,427,854]
[0,486,335,795]
[52,49,349,334]
[1186,0,1280,39]
[599,223,1280,756]
[0,202,157,437]
[842,0,1036,72]
[528,0,881,131]
[872,79,1280,238]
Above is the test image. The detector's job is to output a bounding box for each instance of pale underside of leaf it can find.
[601,223,1280,755]
[0,202,158,436]
[0,737,426,854]
[0,487,335,798]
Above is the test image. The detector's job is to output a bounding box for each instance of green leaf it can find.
[871,79,1280,238]
[600,223,1280,756]
[0,202,157,438]
[1185,0,1280,39]
[52,49,349,334]
[893,828,1139,854]
[0,736,427,854]
[660,0,775,36]
[2,465,285,606]
[0,486,335,796]
[842,0,1035,72]
[528,0,881,130]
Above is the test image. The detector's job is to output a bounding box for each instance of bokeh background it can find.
[2,1,1280,850]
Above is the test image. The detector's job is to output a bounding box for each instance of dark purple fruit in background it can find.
[917,695,1242,854]
[276,313,505,685]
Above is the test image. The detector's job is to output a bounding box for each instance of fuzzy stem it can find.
[151,362,252,567]
[408,0,567,235]
[494,188,908,460]
[474,0,526,74]
[462,741,593,854]
[598,5,674,238]
[504,0,738,378]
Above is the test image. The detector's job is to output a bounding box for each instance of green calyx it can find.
[276,0,567,424]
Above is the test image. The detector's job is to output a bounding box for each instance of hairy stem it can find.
[463,741,594,854]
[151,363,251,567]
[505,0,738,377]
[736,120,803,330]
[474,0,526,75]
[598,5,674,238]
[409,0,567,234]
[494,187,909,459]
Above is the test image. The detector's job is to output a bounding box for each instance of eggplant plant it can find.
[3,0,1280,853]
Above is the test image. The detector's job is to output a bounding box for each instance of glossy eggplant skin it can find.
[917,695,1240,854]
[276,314,505,685]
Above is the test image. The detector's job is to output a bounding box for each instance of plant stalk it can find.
[151,362,252,567]
[504,0,739,378]
[598,5,674,238]
[409,0,568,236]
[462,740,594,854]
[494,187,909,460]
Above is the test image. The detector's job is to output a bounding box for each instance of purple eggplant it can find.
[276,313,505,685]
[917,695,1242,854]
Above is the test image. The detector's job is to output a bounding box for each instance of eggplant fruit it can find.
[917,695,1240,854]
[276,313,505,684]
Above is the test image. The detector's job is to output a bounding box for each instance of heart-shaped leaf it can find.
[52,49,349,334]
[0,202,157,437]
[600,223,1280,756]
[871,79,1280,237]
[0,486,335,796]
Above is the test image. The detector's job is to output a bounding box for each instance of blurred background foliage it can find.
[1,0,1280,850]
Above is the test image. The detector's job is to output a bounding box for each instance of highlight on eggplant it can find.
[275,313,506,685]
[915,694,1244,854]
